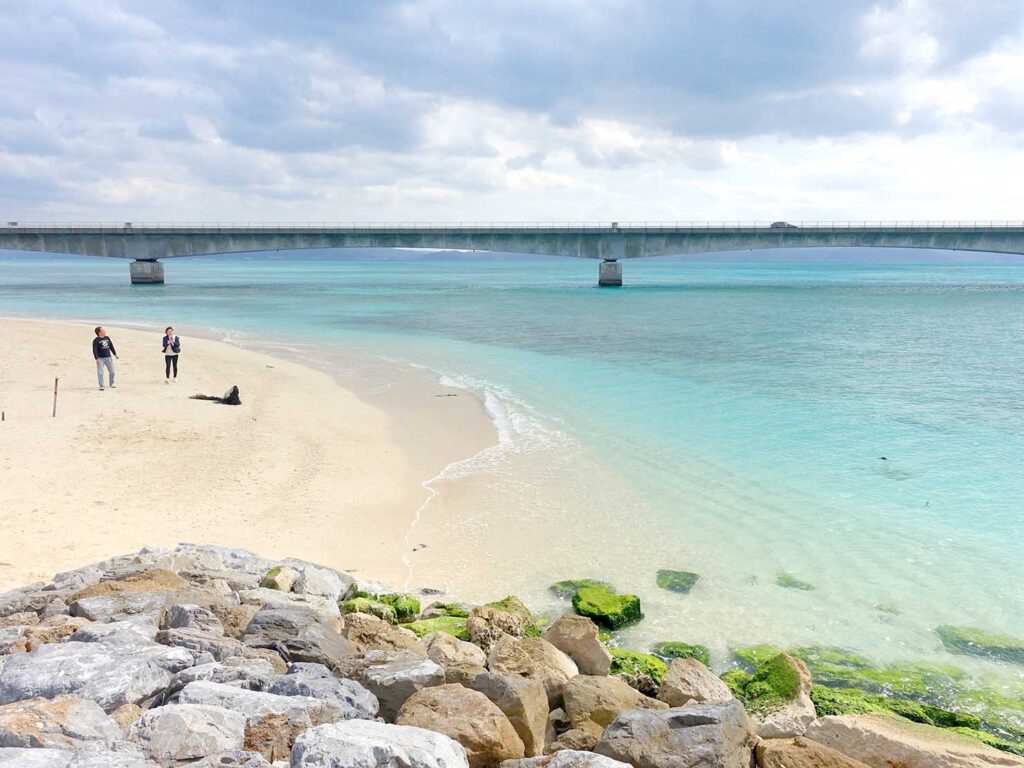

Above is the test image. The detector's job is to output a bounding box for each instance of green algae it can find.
[875,602,901,616]
[949,727,1024,757]
[810,686,979,729]
[341,597,397,624]
[742,654,802,715]
[378,593,421,622]
[655,570,700,594]
[572,586,642,630]
[259,566,287,590]
[720,669,752,699]
[549,578,614,599]
[776,571,815,591]
[404,616,470,641]
[936,626,1024,666]
[650,641,711,667]
[429,602,471,618]
[610,649,668,687]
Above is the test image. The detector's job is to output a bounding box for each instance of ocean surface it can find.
[2,251,1023,685]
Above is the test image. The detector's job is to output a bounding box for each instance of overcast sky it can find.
[2,0,1023,222]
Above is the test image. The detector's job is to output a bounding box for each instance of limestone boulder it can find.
[545,723,603,754]
[502,750,633,768]
[259,565,299,592]
[238,588,340,619]
[128,703,246,763]
[190,750,272,767]
[541,615,612,677]
[291,719,469,768]
[241,604,355,670]
[752,654,816,739]
[594,700,757,768]
[69,593,170,623]
[264,666,378,720]
[68,569,188,602]
[158,660,273,705]
[657,659,734,708]
[160,604,224,635]
[468,603,533,652]
[488,636,579,708]
[805,714,1024,768]
[563,675,667,735]
[397,684,525,768]
[178,680,352,727]
[0,696,121,749]
[342,612,426,655]
[425,632,488,669]
[0,747,75,766]
[293,564,350,602]
[467,671,549,758]
[756,736,872,768]
[334,650,445,722]
[445,663,489,687]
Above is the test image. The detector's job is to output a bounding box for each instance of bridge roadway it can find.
[2,221,1024,285]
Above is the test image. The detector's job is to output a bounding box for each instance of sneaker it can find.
[110,384,116,388]
[99,386,105,391]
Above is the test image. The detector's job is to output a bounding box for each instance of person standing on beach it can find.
[162,326,181,383]
[92,326,117,390]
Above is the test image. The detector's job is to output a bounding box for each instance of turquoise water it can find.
[2,252,1024,676]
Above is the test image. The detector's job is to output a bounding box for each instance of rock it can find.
[238,589,340,619]
[805,713,1024,768]
[156,628,266,662]
[542,615,612,677]
[128,703,246,763]
[563,676,667,735]
[657,659,734,707]
[655,571,699,594]
[468,598,536,651]
[222,605,261,640]
[936,626,1024,666]
[241,604,355,670]
[159,660,273,705]
[0,618,92,655]
[445,663,489,687]
[68,570,189,602]
[776,572,815,591]
[294,564,349,602]
[397,684,525,768]
[407,617,470,640]
[161,604,224,635]
[571,588,641,631]
[0,747,73,767]
[110,703,145,730]
[424,632,487,669]
[58,742,158,767]
[190,749,273,767]
[0,612,38,629]
[290,719,469,768]
[467,672,549,757]
[488,636,579,709]
[0,639,190,712]
[377,593,422,623]
[502,750,633,768]
[334,650,445,722]
[755,736,872,768]
[178,680,353,727]
[650,643,711,668]
[69,593,169,623]
[244,711,306,762]
[50,566,104,593]
[259,566,299,593]
[548,581,614,600]
[264,668,378,720]
[594,701,757,768]
[341,598,398,624]
[342,612,426,655]
[546,724,603,754]
[745,654,815,739]
[422,602,472,620]
[608,650,667,696]
[0,696,121,749]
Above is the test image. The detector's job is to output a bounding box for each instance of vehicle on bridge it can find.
[770,221,798,229]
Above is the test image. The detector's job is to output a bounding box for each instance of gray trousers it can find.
[96,357,115,387]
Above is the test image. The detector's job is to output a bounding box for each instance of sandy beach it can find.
[0,317,496,591]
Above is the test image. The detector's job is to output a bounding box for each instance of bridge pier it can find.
[129,259,164,285]
[598,259,622,287]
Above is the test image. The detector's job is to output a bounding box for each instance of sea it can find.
[2,249,1023,690]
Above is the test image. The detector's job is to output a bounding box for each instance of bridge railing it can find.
[4,221,1024,231]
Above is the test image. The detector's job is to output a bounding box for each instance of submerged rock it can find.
[650,642,710,667]
[936,626,1024,666]
[655,570,699,595]
[776,572,815,591]
[548,581,614,600]
[571,588,641,631]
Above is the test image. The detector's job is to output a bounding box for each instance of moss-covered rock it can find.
[949,727,1024,757]
[655,570,700,594]
[720,669,752,699]
[549,579,614,599]
[341,597,397,624]
[572,586,642,630]
[259,565,298,592]
[732,644,785,670]
[609,649,668,694]
[378,592,421,622]
[936,626,1024,666]
[776,571,815,591]
[404,616,470,641]
[875,602,900,616]
[427,602,471,618]
[650,641,711,667]
[809,685,980,729]
[742,653,804,716]
[483,595,541,636]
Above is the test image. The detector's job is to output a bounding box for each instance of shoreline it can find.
[0,316,498,593]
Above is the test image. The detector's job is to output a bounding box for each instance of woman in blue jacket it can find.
[162,326,181,382]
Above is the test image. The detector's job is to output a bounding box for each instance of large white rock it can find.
[805,714,1024,768]
[0,747,73,767]
[335,651,445,722]
[264,669,378,720]
[128,703,246,763]
[292,564,351,602]
[178,680,351,727]
[541,615,612,677]
[291,719,469,768]
[0,696,121,749]
[501,751,633,768]
[657,659,734,708]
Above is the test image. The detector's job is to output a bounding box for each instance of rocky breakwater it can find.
[0,545,1021,767]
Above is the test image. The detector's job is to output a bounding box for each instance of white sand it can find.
[0,318,495,591]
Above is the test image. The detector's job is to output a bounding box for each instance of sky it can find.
[2,0,1023,223]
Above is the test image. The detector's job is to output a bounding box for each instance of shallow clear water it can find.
[2,251,1023,679]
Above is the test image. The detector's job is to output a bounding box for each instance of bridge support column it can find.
[598,259,622,287]
[130,259,164,285]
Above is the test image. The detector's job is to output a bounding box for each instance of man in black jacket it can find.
[92,326,118,390]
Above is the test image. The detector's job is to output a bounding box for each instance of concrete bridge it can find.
[2,221,1024,285]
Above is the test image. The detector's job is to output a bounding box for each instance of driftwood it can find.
[190,385,241,405]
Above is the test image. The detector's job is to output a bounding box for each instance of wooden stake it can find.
[52,377,59,418]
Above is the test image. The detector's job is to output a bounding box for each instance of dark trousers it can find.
[165,355,178,378]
